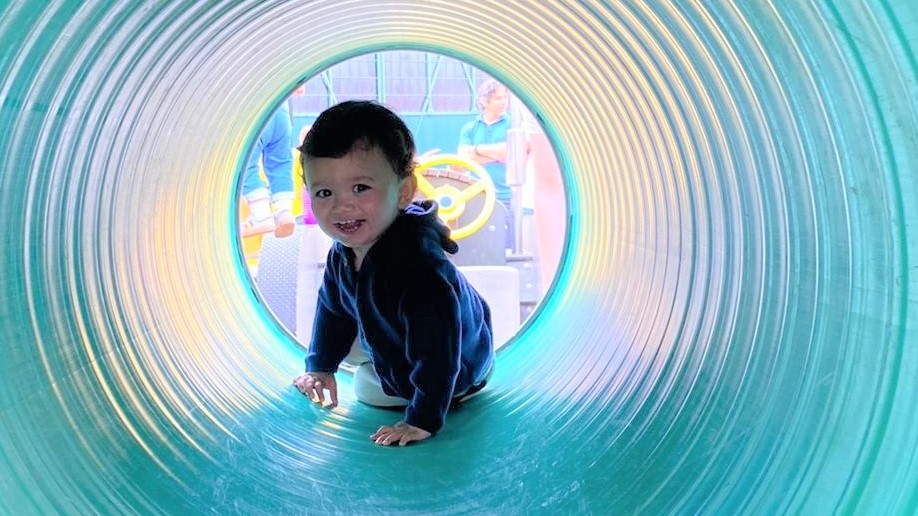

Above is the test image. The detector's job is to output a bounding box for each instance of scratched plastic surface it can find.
[1,1,917,514]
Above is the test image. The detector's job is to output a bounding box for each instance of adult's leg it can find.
[261,104,296,237]
[240,145,275,236]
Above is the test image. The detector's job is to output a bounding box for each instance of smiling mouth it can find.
[334,219,365,234]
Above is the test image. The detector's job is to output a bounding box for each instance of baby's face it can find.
[306,146,415,262]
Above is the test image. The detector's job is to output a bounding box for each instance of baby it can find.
[292,100,494,446]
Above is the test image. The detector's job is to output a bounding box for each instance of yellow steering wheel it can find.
[414,154,496,240]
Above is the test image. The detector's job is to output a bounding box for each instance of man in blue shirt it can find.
[458,79,514,248]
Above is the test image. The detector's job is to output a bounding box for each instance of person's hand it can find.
[371,421,432,447]
[292,372,338,407]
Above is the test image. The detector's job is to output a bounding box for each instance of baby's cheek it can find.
[311,204,329,220]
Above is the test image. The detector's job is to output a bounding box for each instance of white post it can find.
[506,97,527,254]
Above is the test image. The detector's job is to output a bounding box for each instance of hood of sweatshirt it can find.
[388,200,459,255]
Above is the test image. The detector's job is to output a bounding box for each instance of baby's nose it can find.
[331,196,356,211]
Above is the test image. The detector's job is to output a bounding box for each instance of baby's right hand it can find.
[292,371,338,407]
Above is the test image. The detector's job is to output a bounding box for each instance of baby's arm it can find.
[305,295,355,372]
[295,252,357,405]
[307,251,358,368]
[400,280,462,435]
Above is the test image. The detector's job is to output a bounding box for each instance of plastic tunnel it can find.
[2,1,917,514]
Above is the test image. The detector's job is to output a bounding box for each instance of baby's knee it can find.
[353,364,407,408]
[352,363,376,400]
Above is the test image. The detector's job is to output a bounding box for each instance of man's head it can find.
[298,101,417,262]
[476,79,509,120]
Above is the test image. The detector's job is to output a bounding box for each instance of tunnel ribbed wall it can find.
[1,1,917,514]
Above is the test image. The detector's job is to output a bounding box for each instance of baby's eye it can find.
[314,189,332,199]
[353,184,370,193]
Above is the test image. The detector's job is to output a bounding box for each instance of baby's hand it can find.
[371,421,432,447]
[292,372,338,407]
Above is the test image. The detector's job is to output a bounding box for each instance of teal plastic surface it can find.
[1,1,917,514]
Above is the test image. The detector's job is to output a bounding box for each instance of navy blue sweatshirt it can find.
[305,201,495,434]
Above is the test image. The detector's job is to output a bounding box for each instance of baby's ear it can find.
[398,173,417,208]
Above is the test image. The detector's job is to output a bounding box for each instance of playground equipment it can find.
[414,153,496,241]
[414,152,542,318]
[8,3,917,513]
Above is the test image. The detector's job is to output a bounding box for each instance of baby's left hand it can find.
[371,421,432,447]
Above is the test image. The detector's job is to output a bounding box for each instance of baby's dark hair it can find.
[298,100,416,179]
